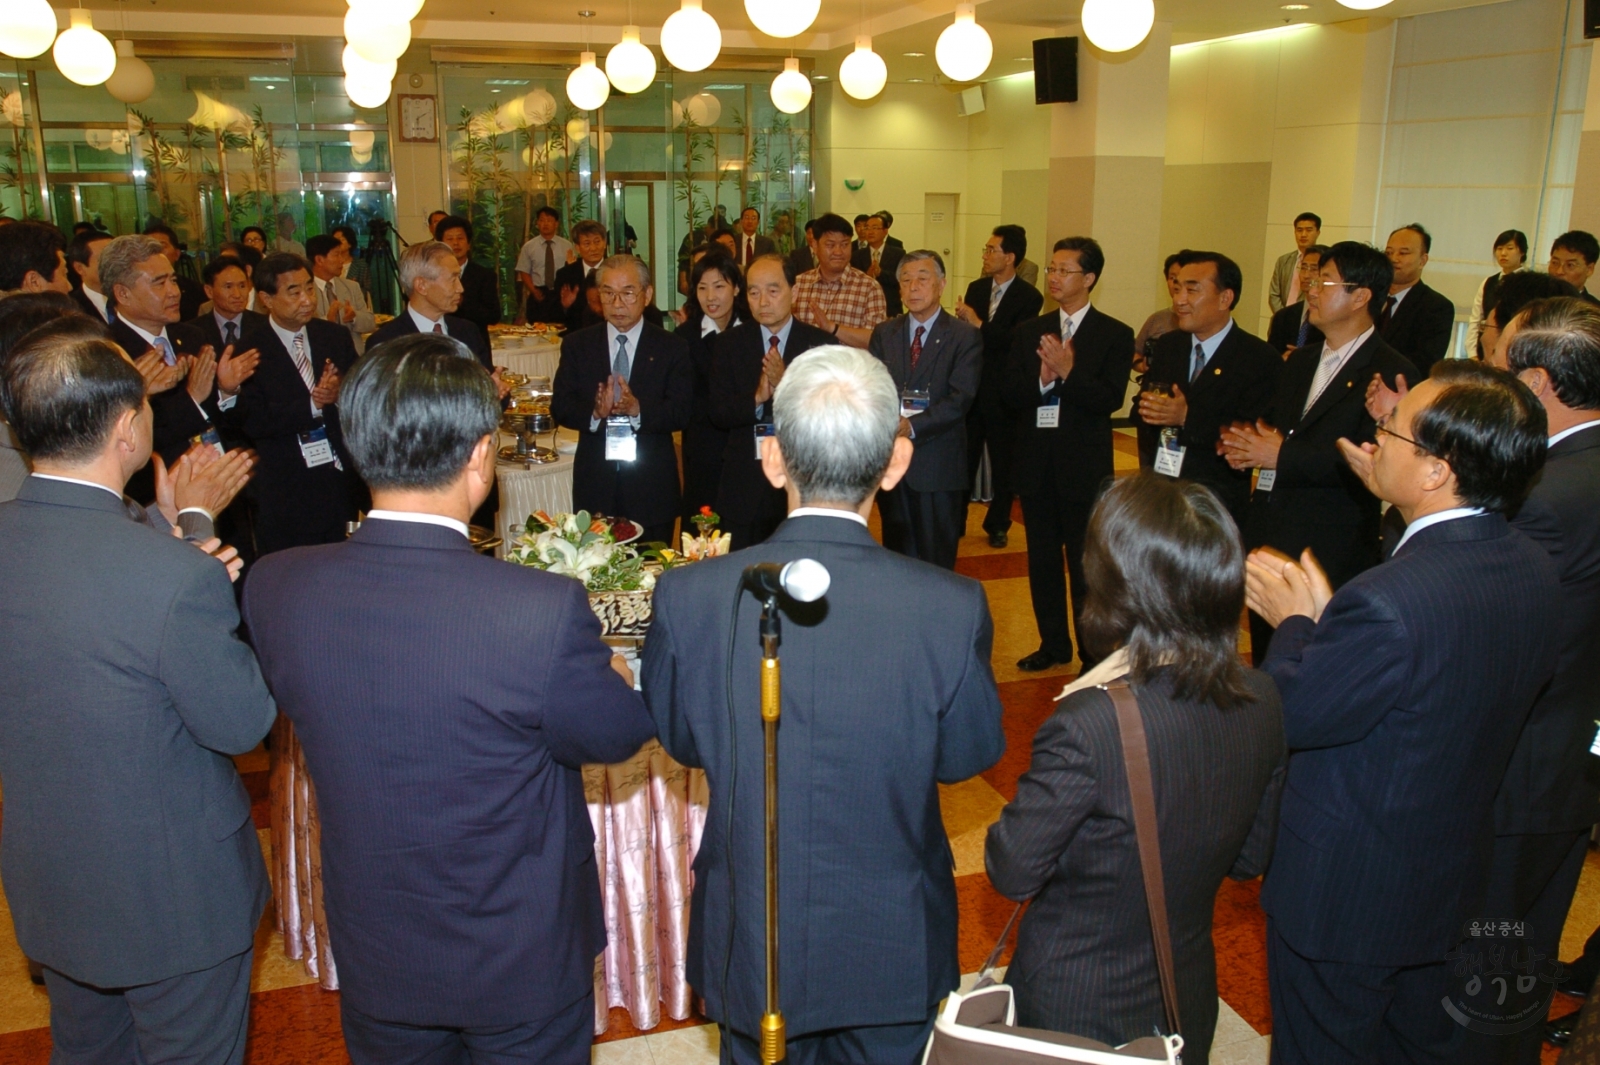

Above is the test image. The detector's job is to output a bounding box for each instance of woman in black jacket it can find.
[985,472,1286,1064]
[679,252,749,532]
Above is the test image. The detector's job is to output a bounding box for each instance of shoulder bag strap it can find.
[1106,680,1183,1037]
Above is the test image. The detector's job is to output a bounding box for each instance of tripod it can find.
[365,219,406,316]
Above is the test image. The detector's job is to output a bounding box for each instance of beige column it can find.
[1568,40,1600,236]
[1046,22,1172,329]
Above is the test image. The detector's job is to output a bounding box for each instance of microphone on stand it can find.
[742,559,831,603]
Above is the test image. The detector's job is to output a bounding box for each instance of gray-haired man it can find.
[643,345,1005,1065]
[365,240,496,372]
[868,249,982,569]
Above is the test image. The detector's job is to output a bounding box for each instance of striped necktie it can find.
[290,333,315,391]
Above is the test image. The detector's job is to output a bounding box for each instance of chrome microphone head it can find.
[780,558,830,603]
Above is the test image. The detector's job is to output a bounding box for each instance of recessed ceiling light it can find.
[1013,56,1031,61]
[907,77,924,82]
[814,73,829,79]
[489,88,501,93]
[903,51,925,57]
[1280,3,1309,8]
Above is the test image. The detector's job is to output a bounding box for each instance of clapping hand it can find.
[1038,332,1076,384]
[593,377,617,420]
[1139,383,1188,426]
[215,344,260,396]
[953,300,981,328]
[1365,372,1406,424]
[1244,546,1334,627]
[189,535,244,583]
[1336,437,1380,495]
[1220,419,1284,470]
[754,348,785,405]
[809,304,836,337]
[559,283,580,310]
[186,347,217,404]
[310,362,342,407]
[614,376,641,418]
[134,349,185,395]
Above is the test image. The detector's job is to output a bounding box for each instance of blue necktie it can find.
[153,336,175,365]
[613,334,630,381]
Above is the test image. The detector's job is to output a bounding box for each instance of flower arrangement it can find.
[680,504,731,561]
[505,510,657,592]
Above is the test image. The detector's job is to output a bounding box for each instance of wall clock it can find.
[396,94,438,143]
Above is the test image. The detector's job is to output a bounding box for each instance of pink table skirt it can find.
[268,717,709,1036]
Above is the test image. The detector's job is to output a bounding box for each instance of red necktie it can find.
[910,325,925,369]
[746,237,754,264]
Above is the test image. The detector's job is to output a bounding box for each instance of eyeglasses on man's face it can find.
[599,288,641,304]
[1046,267,1086,278]
[1374,415,1433,455]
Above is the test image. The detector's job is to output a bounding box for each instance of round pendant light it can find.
[745,0,820,39]
[344,5,411,65]
[566,51,610,110]
[104,39,154,103]
[839,36,886,100]
[661,0,721,72]
[0,0,58,60]
[685,90,721,126]
[345,72,392,110]
[935,4,991,83]
[606,26,656,94]
[54,10,117,88]
[1079,0,1155,53]
[566,116,590,142]
[770,57,811,114]
[523,87,557,125]
[347,0,426,20]
[343,43,396,88]
[1334,0,1394,8]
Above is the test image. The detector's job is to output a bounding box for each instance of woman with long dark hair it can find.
[985,472,1285,1064]
[680,251,749,531]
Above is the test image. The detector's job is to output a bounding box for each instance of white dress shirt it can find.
[1549,420,1600,447]
[1041,304,1093,394]
[365,510,469,538]
[408,305,449,336]
[590,319,646,431]
[270,317,322,418]
[1304,326,1376,414]
[82,285,110,322]
[789,506,868,527]
[119,314,213,420]
[1393,506,1488,555]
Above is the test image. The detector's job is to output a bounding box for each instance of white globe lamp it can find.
[53,10,116,87]
[770,57,811,114]
[1079,0,1155,53]
[0,0,58,60]
[839,36,886,100]
[523,87,557,125]
[1334,0,1394,7]
[342,44,396,88]
[744,0,820,39]
[684,90,720,126]
[606,26,656,94]
[935,4,992,82]
[567,51,610,110]
[344,5,411,65]
[105,39,155,103]
[345,72,392,110]
[347,0,425,19]
[661,0,720,72]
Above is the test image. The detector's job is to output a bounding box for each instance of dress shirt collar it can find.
[408,304,447,335]
[1318,325,1376,371]
[365,509,469,538]
[117,313,168,349]
[27,472,122,500]
[789,506,868,527]
[606,318,646,367]
[1394,506,1488,554]
[991,276,1013,302]
[82,285,109,320]
[1390,282,1417,309]
[760,317,794,352]
[1058,303,1091,337]
[314,275,330,294]
[1192,319,1234,362]
[269,316,307,355]
[213,308,245,334]
[908,306,941,343]
[1549,419,1600,447]
[702,314,740,338]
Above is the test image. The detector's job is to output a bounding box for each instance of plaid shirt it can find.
[793,266,888,333]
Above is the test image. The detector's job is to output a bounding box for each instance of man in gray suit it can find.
[0,328,276,1064]
[1268,211,1322,313]
[308,233,376,353]
[869,250,982,569]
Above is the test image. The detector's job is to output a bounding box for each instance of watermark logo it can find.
[1442,919,1562,1034]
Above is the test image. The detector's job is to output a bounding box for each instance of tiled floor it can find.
[0,431,1589,1064]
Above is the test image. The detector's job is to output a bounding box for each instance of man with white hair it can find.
[551,254,691,545]
[365,240,494,371]
[642,345,1005,1065]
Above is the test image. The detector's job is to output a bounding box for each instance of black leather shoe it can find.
[987,531,1008,549]
[1017,650,1064,672]
[1547,1010,1581,1047]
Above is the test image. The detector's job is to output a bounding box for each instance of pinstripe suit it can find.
[985,670,1285,1064]
[1260,512,1559,1064]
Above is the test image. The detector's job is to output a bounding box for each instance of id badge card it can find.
[298,425,335,468]
[1153,437,1186,478]
[754,422,776,460]
[605,417,637,462]
[901,389,930,419]
[1036,396,1061,429]
[1255,468,1277,492]
[191,426,225,458]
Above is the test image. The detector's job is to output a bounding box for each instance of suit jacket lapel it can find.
[909,312,949,388]
[1299,335,1377,432]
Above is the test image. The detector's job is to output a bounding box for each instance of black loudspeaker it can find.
[1587,0,1600,39]
[1034,36,1079,104]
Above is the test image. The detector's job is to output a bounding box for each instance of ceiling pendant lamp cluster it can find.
[54,9,116,87]
[1079,0,1154,53]
[343,0,422,110]
[0,0,57,60]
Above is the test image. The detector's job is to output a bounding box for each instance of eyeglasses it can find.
[1375,418,1434,455]
[1046,267,1086,278]
[599,288,641,304]
[1315,280,1361,289]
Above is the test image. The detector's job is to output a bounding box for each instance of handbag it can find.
[922,681,1186,1064]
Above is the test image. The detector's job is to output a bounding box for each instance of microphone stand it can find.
[759,594,786,1064]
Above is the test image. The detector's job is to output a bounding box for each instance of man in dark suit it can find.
[870,250,982,568]
[1450,303,1600,1061]
[102,235,255,502]
[1547,230,1599,305]
[226,252,360,556]
[244,336,653,1065]
[1266,243,1328,356]
[1136,249,1281,524]
[66,229,113,323]
[852,211,906,316]
[1223,241,1417,658]
[956,224,1044,548]
[0,330,275,1065]
[552,219,609,333]
[433,213,502,335]
[1379,223,1457,373]
[1005,237,1135,672]
[1246,365,1558,1065]
[552,254,692,546]
[188,257,268,357]
[643,344,1004,1065]
[709,254,832,550]
[143,221,206,322]
[366,241,494,370]
[787,219,816,277]
[733,206,777,270]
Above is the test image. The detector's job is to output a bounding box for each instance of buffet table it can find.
[269,651,711,1036]
[494,429,578,550]
[490,332,562,381]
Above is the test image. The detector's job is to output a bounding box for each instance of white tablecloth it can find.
[495,429,578,549]
[491,335,562,380]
